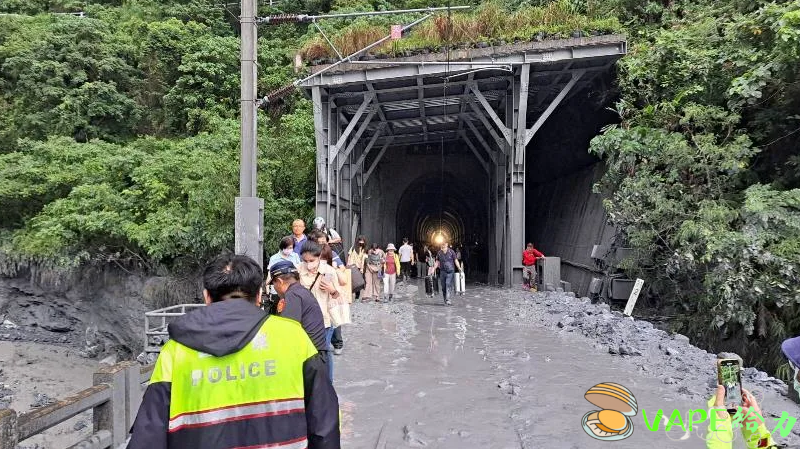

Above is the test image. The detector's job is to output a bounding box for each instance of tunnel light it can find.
[433,232,445,246]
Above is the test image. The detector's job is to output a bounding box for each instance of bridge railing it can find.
[0,361,154,449]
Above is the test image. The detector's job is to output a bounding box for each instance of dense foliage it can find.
[1,0,799,374]
[0,1,314,272]
[588,0,800,374]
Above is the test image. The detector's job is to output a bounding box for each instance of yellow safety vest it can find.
[150,316,318,449]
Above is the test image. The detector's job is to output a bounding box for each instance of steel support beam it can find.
[514,65,530,166]
[417,78,428,142]
[505,64,529,285]
[337,107,376,168]
[363,140,391,183]
[330,93,373,159]
[461,136,489,174]
[341,124,382,170]
[312,87,330,219]
[469,83,512,145]
[366,82,394,136]
[524,69,584,145]
[327,67,600,100]
[468,99,507,154]
[465,119,498,165]
[299,37,626,87]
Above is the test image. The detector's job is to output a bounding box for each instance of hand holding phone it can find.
[717,359,743,413]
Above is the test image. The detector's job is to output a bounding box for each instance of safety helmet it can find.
[313,216,325,229]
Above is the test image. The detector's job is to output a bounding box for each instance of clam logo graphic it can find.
[582,382,638,441]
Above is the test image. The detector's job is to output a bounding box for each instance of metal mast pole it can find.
[235,0,264,267]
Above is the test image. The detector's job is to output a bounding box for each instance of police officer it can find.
[128,253,340,449]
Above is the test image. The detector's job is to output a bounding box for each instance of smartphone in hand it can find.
[717,359,743,413]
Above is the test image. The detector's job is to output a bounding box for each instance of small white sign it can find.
[623,278,645,317]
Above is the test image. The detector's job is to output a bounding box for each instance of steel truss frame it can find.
[305,36,626,285]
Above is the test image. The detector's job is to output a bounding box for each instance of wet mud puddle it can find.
[336,283,769,448]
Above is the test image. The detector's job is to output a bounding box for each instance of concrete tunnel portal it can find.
[300,35,627,290]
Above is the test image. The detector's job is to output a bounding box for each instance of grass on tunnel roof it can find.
[299,0,622,63]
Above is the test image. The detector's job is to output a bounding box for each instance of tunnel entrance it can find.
[301,35,627,287]
[395,172,490,279]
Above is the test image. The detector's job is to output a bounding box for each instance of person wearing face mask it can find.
[299,241,342,381]
[264,236,302,309]
[347,236,369,274]
[705,336,800,449]
[268,235,302,269]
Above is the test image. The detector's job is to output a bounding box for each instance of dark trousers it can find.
[440,271,454,303]
[400,261,412,278]
[332,326,343,349]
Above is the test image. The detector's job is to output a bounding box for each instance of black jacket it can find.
[127,299,340,449]
[279,282,327,351]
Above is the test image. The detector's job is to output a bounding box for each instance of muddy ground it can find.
[2,278,799,448]
[0,341,97,448]
[335,281,800,448]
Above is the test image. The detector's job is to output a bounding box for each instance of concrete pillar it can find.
[93,364,128,446]
[0,409,18,449]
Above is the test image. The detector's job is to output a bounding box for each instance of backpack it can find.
[367,252,382,267]
[327,229,344,255]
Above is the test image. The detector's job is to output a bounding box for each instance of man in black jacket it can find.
[269,260,327,351]
[128,254,340,449]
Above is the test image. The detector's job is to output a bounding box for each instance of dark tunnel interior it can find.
[395,172,489,279]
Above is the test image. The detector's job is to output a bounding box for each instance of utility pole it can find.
[235,0,264,267]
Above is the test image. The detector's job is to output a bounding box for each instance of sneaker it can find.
[444,299,452,306]
[333,348,343,356]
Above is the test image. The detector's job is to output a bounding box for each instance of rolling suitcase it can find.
[454,272,465,295]
[424,275,434,296]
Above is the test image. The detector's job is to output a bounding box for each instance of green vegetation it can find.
[300,1,622,61]
[589,0,800,375]
[0,0,799,374]
[0,2,313,273]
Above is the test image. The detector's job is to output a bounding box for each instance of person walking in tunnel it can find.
[383,243,401,301]
[436,241,460,305]
[299,241,343,381]
[268,235,301,269]
[291,218,308,256]
[310,229,343,267]
[347,236,368,274]
[522,242,545,291]
[310,229,348,356]
[398,238,415,282]
[363,243,385,302]
[424,244,437,297]
[313,216,344,256]
[128,253,340,449]
[454,245,466,296]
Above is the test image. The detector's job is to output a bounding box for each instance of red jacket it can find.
[522,248,544,266]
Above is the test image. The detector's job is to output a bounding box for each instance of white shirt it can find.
[398,244,414,262]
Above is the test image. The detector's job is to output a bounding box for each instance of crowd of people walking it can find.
[127,217,800,449]
[127,217,470,449]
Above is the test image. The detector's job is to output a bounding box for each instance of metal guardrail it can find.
[0,362,153,449]
[144,303,204,354]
